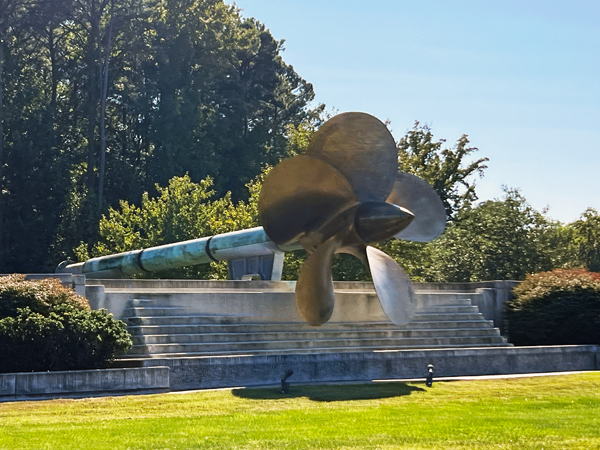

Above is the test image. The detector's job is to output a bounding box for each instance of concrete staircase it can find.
[115,282,510,359]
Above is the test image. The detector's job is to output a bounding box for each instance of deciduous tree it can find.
[565,208,600,272]
[397,122,488,220]
[424,188,560,282]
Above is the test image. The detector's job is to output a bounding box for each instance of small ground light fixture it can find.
[281,369,294,394]
[426,364,434,387]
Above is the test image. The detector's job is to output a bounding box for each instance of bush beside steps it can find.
[505,269,600,346]
[0,274,132,373]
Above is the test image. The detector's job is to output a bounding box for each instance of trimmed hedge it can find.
[0,275,132,373]
[505,269,600,345]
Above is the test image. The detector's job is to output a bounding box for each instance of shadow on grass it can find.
[232,382,425,402]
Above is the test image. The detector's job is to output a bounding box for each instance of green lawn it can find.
[1,372,599,449]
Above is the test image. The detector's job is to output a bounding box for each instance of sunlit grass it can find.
[1,372,599,449]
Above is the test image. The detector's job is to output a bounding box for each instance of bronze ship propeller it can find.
[259,112,446,326]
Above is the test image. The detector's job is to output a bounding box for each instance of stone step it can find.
[422,305,479,313]
[127,315,248,325]
[131,299,154,305]
[127,322,402,335]
[124,340,511,359]
[127,319,496,336]
[119,291,507,359]
[128,335,509,355]
[128,322,400,335]
[124,304,480,319]
[412,312,486,321]
[125,310,486,326]
[128,320,493,335]
[131,327,503,345]
[405,319,495,329]
[414,295,476,308]
[124,306,195,317]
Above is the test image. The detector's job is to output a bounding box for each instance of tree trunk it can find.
[49,28,57,110]
[86,1,99,193]
[97,0,113,210]
[0,39,4,181]
[0,40,5,269]
[122,103,127,162]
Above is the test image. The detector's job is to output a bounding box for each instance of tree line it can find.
[0,0,317,273]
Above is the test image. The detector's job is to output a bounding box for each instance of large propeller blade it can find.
[295,237,341,326]
[386,171,447,242]
[339,244,416,326]
[366,246,416,326]
[306,112,398,203]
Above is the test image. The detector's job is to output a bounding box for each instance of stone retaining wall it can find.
[0,367,169,401]
[139,345,599,391]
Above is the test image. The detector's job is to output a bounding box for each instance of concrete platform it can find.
[123,345,599,391]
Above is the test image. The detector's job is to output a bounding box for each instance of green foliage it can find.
[281,250,306,281]
[283,111,325,157]
[142,2,315,200]
[0,275,132,372]
[505,269,600,345]
[376,239,432,281]
[565,208,600,272]
[7,0,599,287]
[0,307,64,372]
[424,188,560,282]
[0,0,314,273]
[331,253,371,282]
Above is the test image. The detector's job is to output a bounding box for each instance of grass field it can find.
[1,372,599,449]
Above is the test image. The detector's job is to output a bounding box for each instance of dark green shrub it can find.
[505,269,600,345]
[0,275,132,373]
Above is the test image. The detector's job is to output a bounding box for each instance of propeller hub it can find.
[354,202,414,243]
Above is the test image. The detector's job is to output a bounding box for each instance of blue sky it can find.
[231,0,600,223]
